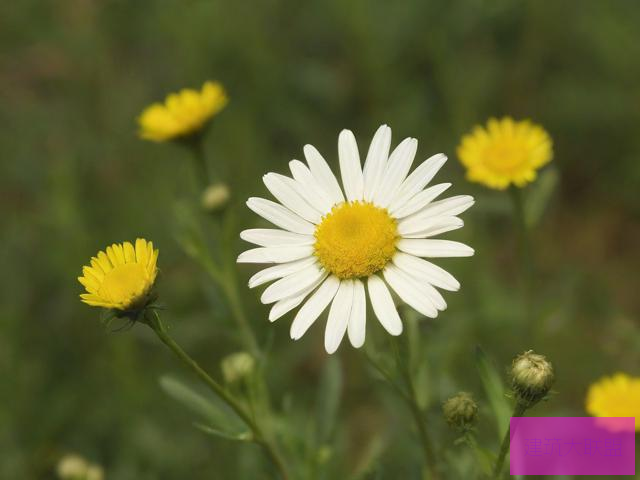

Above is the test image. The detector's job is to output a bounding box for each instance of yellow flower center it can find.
[98,263,151,309]
[483,141,528,173]
[314,201,398,279]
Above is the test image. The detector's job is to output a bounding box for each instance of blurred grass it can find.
[1,0,639,478]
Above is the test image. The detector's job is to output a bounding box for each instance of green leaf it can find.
[315,356,342,444]
[524,167,559,227]
[475,346,511,438]
[475,445,496,475]
[159,375,246,436]
[194,423,252,442]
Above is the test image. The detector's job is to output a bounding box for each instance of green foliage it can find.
[159,375,248,439]
[475,346,511,439]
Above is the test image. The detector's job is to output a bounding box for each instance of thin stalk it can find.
[461,431,486,470]
[146,312,288,479]
[220,262,260,358]
[187,135,211,189]
[191,224,260,359]
[509,187,534,336]
[391,338,440,480]
[492,402,528,479]
[363,350,412,405]
[509,187,533,283]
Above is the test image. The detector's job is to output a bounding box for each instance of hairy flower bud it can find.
[201,183,230,212]
[511,350,554,407]
[442,392,478,430]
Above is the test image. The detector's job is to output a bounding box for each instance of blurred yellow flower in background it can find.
[586,372,640,431]
[78,238,158,311]
[138,81,227,142]
[457,117,552,190]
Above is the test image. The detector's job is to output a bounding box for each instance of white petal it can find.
[290,276,341,340]
[268,276,323,322]
[424,282,447,311]
[398,216,464,237]
[289,160,335,213]
[383,264,438,318]
[390,183,451,218]
[388,153,447,212]
[388,265,447,311]
[237,246,314,264]
[392,252,460,291]
[240,228,315,247]
[304,144,345,205]
[367,274,403,336]
[263,173,323,223]
[324,279,354,354]
[407,195,475,220]
[260,264,327,304]
[248,257,317,288]
[374,137,417,207]
[347,279,366,348]
[363,125,392,201]
[338,129,364,201]
[246,197,315,235]
[397,239,475,258]
[269,296,305,322]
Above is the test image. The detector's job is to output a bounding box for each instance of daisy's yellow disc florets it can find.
[314,201,398,279]
[78,238,159,312]
[586,373,640,431]
[457,117,552,190]
[138,81,228,142]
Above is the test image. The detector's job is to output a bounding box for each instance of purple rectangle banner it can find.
[510,417,635,475]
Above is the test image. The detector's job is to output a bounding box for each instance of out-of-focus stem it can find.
[147,312,288,479]
[493,401,528,478]
[220,262,260,358]
[509,187,534,334]
[389,338,440,480]
[187,135,211,189]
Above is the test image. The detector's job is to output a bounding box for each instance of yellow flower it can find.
[78,238,158,311]
[457,117,552,190]
[586,373,640,431]
[138,81,227,142]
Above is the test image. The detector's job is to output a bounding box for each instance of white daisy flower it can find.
[238,125,474,354]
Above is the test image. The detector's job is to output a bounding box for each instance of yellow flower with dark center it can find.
[457,117,552,190]
[78,238,158,311]
[138,81,227,142]
[586,373,640,431]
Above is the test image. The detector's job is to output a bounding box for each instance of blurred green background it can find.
[1,0,639,478]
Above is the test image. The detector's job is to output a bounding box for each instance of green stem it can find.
[188,135,211,189]
[221,263,260,358]
[194,238,260,359]
[492,402,528,479]
[509,187,534,335]
[147,312,288,479]
[390,339,440,480]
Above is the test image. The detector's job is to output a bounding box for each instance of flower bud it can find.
[201,182,230,212]
[511,350,554,407]
[442,392,478,430]
[56,454,104,480]
[57,454,88,479]
[221,351,255,383]
[85,465,104,480]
